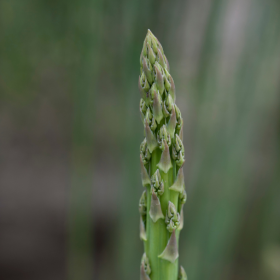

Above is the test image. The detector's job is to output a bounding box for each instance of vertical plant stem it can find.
[138,30,187,280]
[148,148,167,280]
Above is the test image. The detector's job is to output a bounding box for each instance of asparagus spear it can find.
[139,30,187,280]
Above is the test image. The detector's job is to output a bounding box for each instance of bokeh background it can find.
[1,0,280,280]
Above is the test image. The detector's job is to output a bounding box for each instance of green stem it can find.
[139,30,186,280]
[146,147,178,280]
[165,160,178,280]
[160,163,172,280]
[147,148,164,280]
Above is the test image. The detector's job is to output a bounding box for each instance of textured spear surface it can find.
[138,30,187,280]
[2,2,280,280]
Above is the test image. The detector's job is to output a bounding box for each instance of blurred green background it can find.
[0,0,280,280]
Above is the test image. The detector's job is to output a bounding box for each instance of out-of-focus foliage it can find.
[0,1,279,280]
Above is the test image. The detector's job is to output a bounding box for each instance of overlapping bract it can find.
[138,30,187,279]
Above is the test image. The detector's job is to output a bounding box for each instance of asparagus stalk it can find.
[139,30,187,280]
